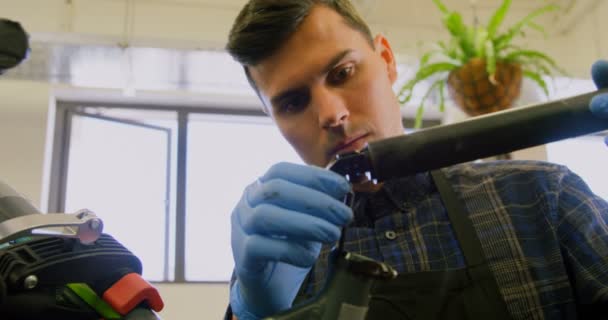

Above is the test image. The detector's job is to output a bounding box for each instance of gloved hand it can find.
[590,59,608,145]
[230,162,353,320]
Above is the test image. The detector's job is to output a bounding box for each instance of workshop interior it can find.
[1,0,608,319]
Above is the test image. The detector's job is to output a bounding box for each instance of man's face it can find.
[249,5,404,167]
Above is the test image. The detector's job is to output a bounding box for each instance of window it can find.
[59,107,178,281]
[547,135,608,200]
[185,114,301,281]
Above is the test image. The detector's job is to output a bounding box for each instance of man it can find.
[225,1,608,319]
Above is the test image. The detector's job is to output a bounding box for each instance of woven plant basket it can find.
[447,57,523,116]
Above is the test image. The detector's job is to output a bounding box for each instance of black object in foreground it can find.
[331,89,608,182]
[0,18,29,74]
[265,250,397,320]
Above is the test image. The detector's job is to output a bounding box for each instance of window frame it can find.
[67,109,174,280]
[48,100,266,283]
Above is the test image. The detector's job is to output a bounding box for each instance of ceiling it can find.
[164,0,598,50]
[2,0,600,51]
[2,0,604,85]
[128,0,587,34]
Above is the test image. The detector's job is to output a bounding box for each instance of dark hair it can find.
[226,0,373,95]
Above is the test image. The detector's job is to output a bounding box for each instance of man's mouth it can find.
[329,133,370,157]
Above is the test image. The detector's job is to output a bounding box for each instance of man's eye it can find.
[277,94,309,114]
[329,65,354,85]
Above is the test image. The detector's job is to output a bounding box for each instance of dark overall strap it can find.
[431,170,512,320]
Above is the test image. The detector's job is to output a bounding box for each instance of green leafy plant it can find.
[399,0,566,128]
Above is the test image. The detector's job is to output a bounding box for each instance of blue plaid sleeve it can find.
[554,167,608,305]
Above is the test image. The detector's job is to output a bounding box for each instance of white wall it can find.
[0,80,50,204]
[155,283,230,319]
[538,9,603,78]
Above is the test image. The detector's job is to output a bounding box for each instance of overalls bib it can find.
[363,170,512,319]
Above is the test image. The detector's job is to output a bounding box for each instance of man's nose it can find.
[314,88,349,129]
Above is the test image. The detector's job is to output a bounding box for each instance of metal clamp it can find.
[328,149,373,183]
[0,209,103,244]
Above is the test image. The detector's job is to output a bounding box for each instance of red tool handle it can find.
[103,273,164,315]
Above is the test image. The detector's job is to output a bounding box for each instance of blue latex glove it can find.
[230,162,353,320]
[590,60,608,145]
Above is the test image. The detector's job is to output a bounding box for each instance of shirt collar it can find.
[351,172,436,226]
[381,172,436,211]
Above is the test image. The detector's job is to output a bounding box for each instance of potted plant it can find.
[399,0,566,128]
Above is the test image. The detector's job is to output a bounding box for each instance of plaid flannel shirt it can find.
[227,160,608,319]
[296,160,608,319]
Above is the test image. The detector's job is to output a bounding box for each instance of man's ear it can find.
[374,34,397,84]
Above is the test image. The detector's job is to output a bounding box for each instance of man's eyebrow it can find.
[321,49,353,75]
[270,49,353,107]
